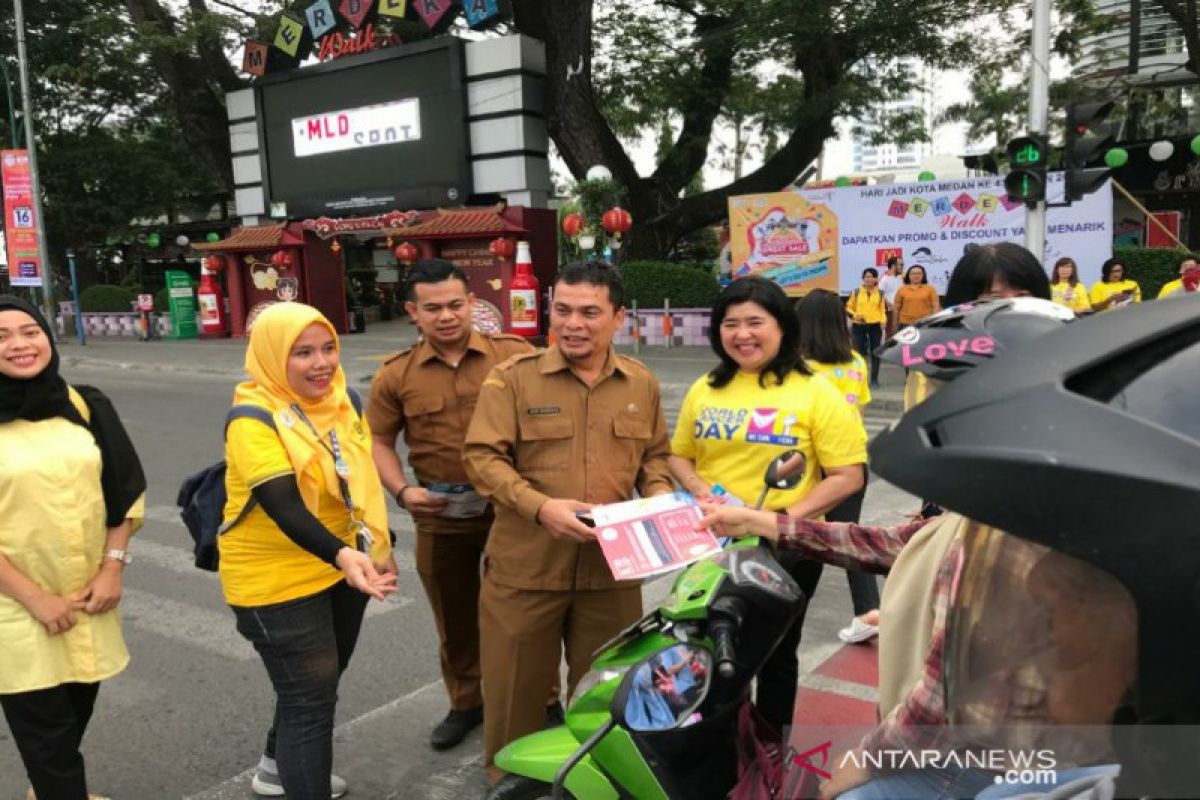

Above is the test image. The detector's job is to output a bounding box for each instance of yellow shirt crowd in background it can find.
[1089,279,1142,310]
[1051,282,1092,313]
[846,287,887,325]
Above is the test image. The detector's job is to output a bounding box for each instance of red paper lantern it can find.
[394,241,420,263]
[270,250,292,270]
[488,237,516,259]
[203,254,225,273]
[561,213,584,237]
[601,207,633,235]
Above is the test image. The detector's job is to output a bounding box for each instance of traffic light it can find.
[1065,99,1115,202]
[1004,134,1050,204]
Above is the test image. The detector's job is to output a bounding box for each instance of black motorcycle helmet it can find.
[877,297,1076,381]
[871,297,1200,796]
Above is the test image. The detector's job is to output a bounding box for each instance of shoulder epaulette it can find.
[382,345,416,366]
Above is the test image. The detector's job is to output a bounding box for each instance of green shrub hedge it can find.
[619,260,721,308]
[1115,246,1191,299]
[79,285,136,313]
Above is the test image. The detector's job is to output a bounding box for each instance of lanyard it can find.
[289,403,372,551]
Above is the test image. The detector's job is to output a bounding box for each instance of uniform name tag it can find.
[526,406,561,416]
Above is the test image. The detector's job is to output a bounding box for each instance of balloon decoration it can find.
[175,234,190,247]
[488,237,516,259]
[601,207,633,235]
[146,233,161,248]
[834,176,852,187]
[918,171,936,182]
[1149,140,1175,162]
[394,241,420,263]
[1104,148,1129,168]
[270,250,293,270]
[561,213,584,238]
[203,255,226,273]
[206,232,221,243]
[1191,135,1200,156]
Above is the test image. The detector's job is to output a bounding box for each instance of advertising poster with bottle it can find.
[1,150,43,288]
[727,192,840,296]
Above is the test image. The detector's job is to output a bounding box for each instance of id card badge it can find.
[352,521,374,553]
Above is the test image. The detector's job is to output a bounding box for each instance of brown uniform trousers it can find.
[463,346,675,783]
[368,331,533,711]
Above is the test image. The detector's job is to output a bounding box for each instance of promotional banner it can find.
[727,192,840,294]
[729,172,1112,295]
[1,149,43,288]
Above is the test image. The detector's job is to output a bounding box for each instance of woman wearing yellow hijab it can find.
[220,303,396,800]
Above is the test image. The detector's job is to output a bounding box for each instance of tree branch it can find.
[650,12,738,196]
[511,0,639,184]
[204,0,259,19]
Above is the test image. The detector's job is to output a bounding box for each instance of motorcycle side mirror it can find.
[612,643,713,732]
[754,449,806,509]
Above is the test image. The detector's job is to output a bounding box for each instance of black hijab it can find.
[0,295,146,526]
[0,295,82,425]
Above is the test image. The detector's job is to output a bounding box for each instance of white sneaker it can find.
[837,616,879,644]
[251,762,347,798]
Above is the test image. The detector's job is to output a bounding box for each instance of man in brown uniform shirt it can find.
[368,260,533,750]
[464,261,674,784]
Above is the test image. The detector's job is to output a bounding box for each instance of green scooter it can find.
[487,451,809,800]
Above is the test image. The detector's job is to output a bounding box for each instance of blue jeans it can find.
[233,580,368,800]
[837,767,997,799]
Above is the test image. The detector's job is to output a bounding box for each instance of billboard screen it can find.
[257,38,472,217]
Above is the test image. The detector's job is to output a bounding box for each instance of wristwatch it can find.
[103,548,132,566]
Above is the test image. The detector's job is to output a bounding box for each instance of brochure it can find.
[590,492,722,581]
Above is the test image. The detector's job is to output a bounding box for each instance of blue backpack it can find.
[176,388,362,571]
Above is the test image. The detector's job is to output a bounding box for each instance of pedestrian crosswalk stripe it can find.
[121,587,256,662]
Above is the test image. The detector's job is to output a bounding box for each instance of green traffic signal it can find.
[1004,133,1049,203]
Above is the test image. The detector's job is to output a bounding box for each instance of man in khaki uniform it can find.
[369,259,533,750]
[464,261,674,784]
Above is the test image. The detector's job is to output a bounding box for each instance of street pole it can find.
[13,0,56,329]
[0,61,18,147]
[1025,0,1051,259]
[66,248,85,345]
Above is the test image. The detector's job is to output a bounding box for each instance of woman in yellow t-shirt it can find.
[1089,257,1141,311]
[0,295,145,800]
[668,277,867,731]
[795,289,880,645]
[1050,257,1093,314]
[891,265,941,331]
[222,302,396,799]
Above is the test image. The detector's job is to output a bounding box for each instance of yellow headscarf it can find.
[232,303,388,557]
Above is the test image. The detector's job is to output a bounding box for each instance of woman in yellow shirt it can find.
[222,302,396,799]
[845,268,887,388]
[891,265,941,331]
[1049,257,1093,313]
[795,289,880,645]
[1088,257,1141,311]
[0,295,145,800]
[667,277,867,731]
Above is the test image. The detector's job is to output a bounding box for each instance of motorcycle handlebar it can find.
[709,596,747,679]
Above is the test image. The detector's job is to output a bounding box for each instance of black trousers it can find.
[824,471,880,616]
[851,322,883,385]
[755,555,824,733]
[0,681,100,800]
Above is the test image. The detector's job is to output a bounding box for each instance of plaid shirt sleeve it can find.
[774,516,929,575]
[858,537,965,763]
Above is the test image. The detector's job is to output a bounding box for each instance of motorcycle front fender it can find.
[494,725,620,800]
